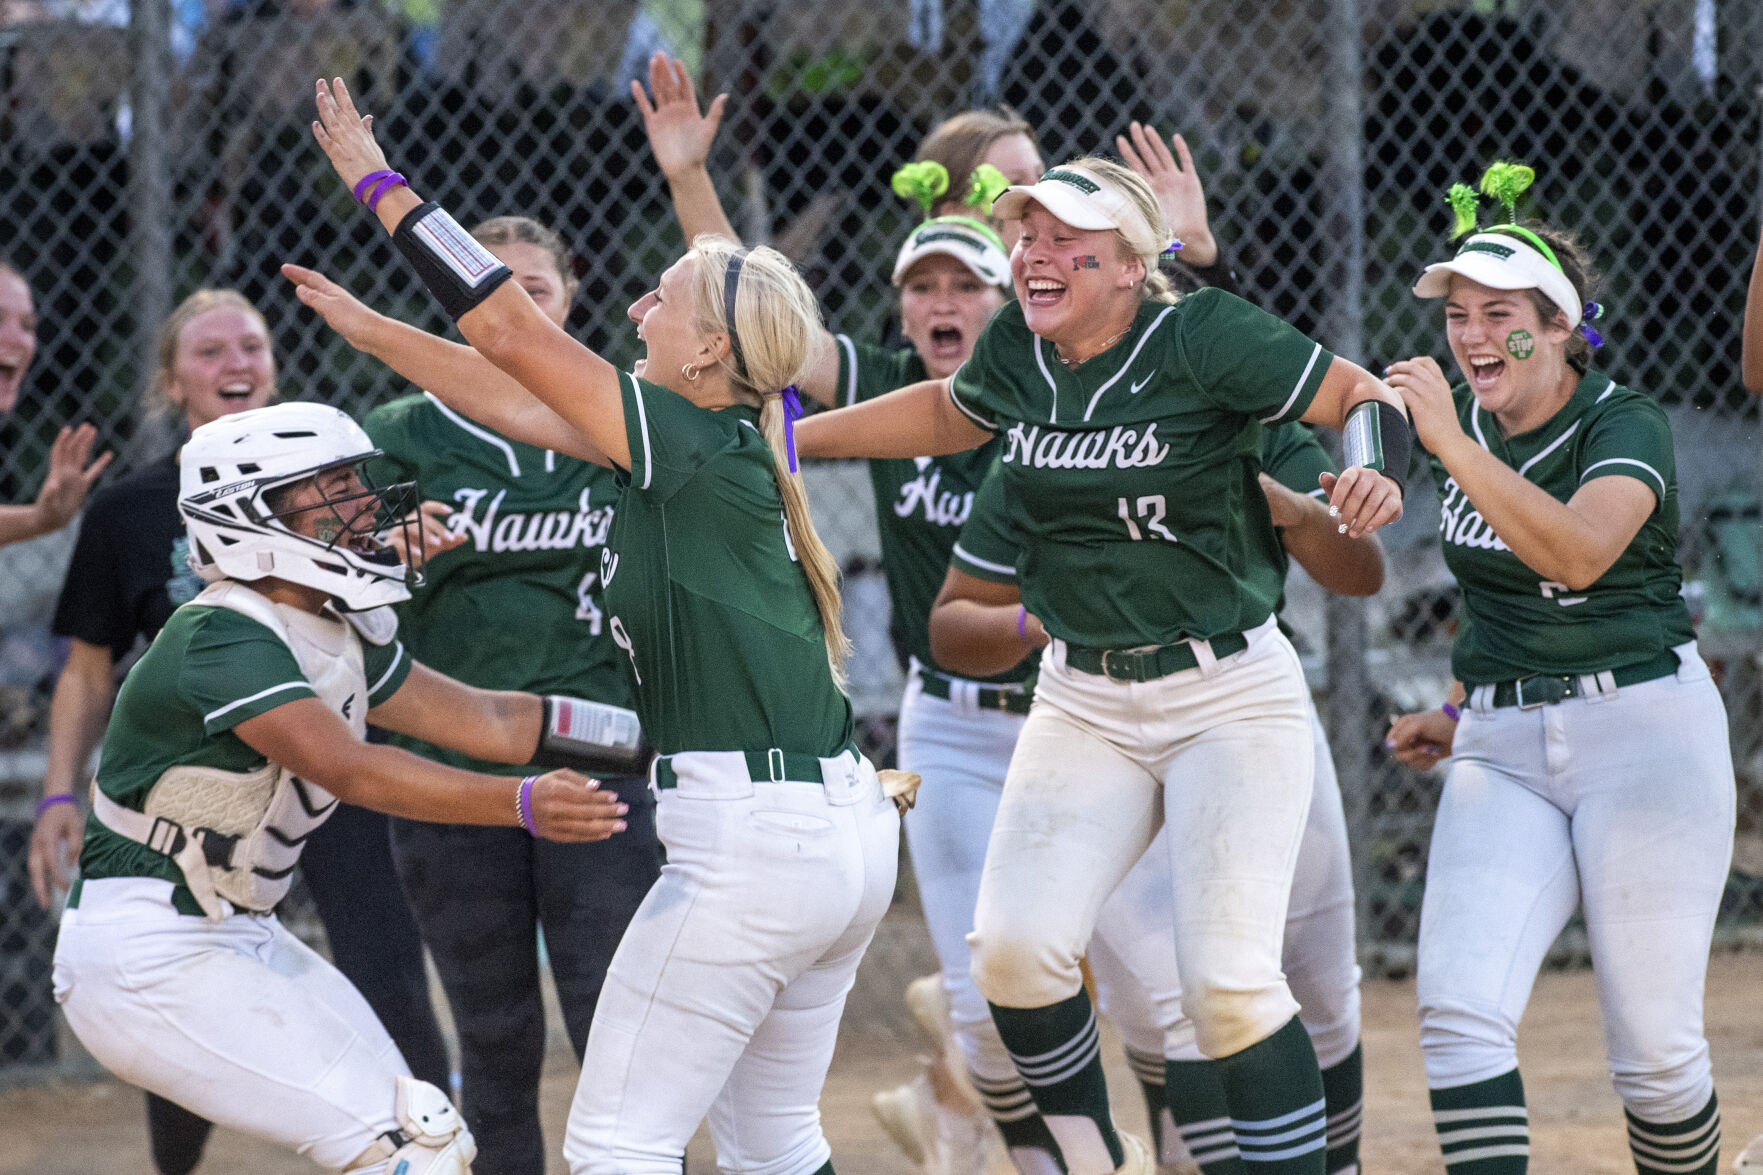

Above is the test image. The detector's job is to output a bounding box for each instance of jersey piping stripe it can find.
[1032,337,1060,421]
[1516,419,1581,476]
[424,392,522,478]
[1471,402,1492,450]
[1581,457,1666,498]
[946,377,998,431]
[1594,373,1615,401]
[1259,342,1324,424]
[951,541,1016,578]
[626,371,655,490]
[1081,304,1179,421]
[366,640,407,701]
[834,334,860,408]
[204,680,311,725]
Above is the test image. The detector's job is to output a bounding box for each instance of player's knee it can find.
[714,1127,829,1175]
[1293,977,1361,1070]
[1187,981,1300,1058]
[1610,1046,1714,1123]
[967,928,1080,1008]
[1417,995,1518,1087]
[344,1077,476,1175]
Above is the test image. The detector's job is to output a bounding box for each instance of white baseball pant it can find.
[970,616,1315,1059]
[563,749,899,1175]
[53,877,408,1170]
[1418,644,1735,1121]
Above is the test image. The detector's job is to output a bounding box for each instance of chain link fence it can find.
[2,0,1760,1078]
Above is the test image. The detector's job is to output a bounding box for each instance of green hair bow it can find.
[1444,160,1537,238]
[966,164,1010,213]
[891,161,950,216]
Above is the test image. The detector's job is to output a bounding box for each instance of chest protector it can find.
[94,582,396,920]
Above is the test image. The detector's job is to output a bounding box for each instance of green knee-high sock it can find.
[990,993,1122,1169]
[1626,1092,1720,1175]
[970,1068,1069,1175]
[1123,1045,1169,1158]
[1321,1043,1363,1173]
[1429,1069,1528,1173]
[1164,1057,1248,1174]
[1214,1016,1326,1172]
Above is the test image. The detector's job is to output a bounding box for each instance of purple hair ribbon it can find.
[1163,239,1184,253]
[781,385,803,473]
[1580,300,1605,348]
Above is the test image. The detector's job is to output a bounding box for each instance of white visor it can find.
[991,165,1165,258]
[1414,232,1581,328]
[892,217,1011,288]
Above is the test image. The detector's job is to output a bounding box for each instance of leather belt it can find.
[1063,632,1249,683]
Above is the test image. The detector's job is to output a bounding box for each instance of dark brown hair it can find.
[914,108,1038,216]
[1486,223,1600,371]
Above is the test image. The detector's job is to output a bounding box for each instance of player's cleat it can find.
[873,1074,933,1166]
[1735,1132,1763,1174]
[906,973,950,1052]
[925,1089,994,1175]
[1114,1130,1156,1175]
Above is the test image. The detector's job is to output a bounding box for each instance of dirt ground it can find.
[2,899,1759,1174]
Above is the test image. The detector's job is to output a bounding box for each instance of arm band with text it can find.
[533,695,651,775]
[391,201,514,321]
[1342,398,1411,495]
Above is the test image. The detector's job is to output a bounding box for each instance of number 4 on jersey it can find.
[1117,494,1178,543]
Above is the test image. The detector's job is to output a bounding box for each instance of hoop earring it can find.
[682,363,700,382]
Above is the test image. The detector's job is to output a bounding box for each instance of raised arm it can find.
[793,377,991,459]
[633,51,738,245]
[1298,355,1408,539]
[0,424,112,546]
[282,263,611,466]
[1388,355,1653,590]
[633,54,847,407]
[310,78,633,469]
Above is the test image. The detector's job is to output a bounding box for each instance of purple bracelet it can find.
[516,774,538,835]
[1441,701,1461,722]
[365,173,408,212]
[352,169,399,202]
[1016,605,1029,641]
[36,793,76,818]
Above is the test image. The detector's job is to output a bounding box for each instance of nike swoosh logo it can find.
[1130,371,1156,394]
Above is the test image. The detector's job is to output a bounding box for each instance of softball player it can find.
[931,422,1373,1175]
[797,158,1406,1175]
[306,77,900,1175]
[1386,217,1734,1175]
[343,215,662,1175]
[1735,220,1763,1175]
[52,401,631,1175]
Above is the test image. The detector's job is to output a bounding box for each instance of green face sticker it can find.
[1505,329,1534,360]
[313,514,346,544]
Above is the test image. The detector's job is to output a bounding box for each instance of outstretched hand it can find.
[33,423,112,534]
[632,51,726,180]
[281,263,381,350]
[1116,123,1217,267]
[311,76,391,196]
[528,770,629,842]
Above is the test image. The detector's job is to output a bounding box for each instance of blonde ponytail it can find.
[688,235,852,690]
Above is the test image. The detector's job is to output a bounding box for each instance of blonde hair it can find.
[149,289,274,416]
[687,235,852,689]
[1059,156,1181,307]
[471,215,580,303]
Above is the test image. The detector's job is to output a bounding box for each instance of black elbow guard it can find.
[533,695,651,776]
[391,201,514,321]
[1343,399,1412,496]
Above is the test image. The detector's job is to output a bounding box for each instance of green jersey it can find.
[949,290,1334,646]
[950,422,1336,662]
[1427,370,1693,684]
[832,335,1022,684]
[608,373,854,756]
[365,393,631,775]
[79,603,409,899]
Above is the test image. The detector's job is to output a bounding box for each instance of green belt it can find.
[653,747,853,790]
[1487,649,1679,710]
[916,668,1032,715]
[1063,632,1249,683]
